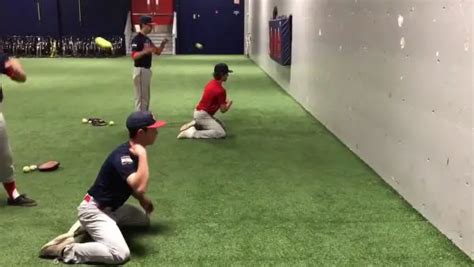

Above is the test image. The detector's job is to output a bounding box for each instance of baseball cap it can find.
[214,63,233,75]
[140,15,155,25]
[126,111,166,130]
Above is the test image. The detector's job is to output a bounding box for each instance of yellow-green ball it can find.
[82,118,88,124]
[22,166,31,173]
[109,121,115,126]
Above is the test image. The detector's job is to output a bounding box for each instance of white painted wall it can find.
[247,0,473,259]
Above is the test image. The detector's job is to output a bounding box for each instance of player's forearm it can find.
[152,40,167,55]
[132,190,147,202]
[154,44,166,55]
[154,47,163,55]
[132,50,150,60]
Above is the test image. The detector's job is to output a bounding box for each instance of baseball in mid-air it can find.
[195,43,204,49]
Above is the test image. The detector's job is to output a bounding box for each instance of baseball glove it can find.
[38,161,60,172]
[88,118,108,127]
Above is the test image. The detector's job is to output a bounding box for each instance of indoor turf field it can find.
[0,56,471,266]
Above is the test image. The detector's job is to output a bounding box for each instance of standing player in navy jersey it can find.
[131,15,168,111]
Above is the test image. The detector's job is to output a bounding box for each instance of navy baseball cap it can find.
[126,111,166,130]
[140,16,155,25]
[214,63,233,75]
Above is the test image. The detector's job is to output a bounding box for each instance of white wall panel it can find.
[248,0,473,259]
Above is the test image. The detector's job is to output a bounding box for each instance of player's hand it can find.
[5,58,26,82]
[129,143,147,157]
[140,197,154,215]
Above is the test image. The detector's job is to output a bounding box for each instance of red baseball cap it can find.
[148,120,167,129]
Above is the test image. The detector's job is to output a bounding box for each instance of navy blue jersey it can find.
[88,142,138,210]
[0,53,8,102]
[131,33,153,68]
[0,53,8,74]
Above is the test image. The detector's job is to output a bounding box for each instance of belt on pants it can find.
[83,193,116,211]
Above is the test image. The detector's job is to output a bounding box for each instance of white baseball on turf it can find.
[22,166,31,173]
[82,118,88,123]
[109,121,115,126]
[29,165,38,171]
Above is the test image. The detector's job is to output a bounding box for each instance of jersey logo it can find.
[131,44,138,47]
[121,156,133,165]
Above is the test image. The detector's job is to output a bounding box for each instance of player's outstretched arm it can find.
[153,39,169,55]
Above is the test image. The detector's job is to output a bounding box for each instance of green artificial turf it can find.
[0,56,471,266]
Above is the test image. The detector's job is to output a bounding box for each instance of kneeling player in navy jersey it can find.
[40,111,166,265]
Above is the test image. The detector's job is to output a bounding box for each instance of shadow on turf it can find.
[122,222,174,257]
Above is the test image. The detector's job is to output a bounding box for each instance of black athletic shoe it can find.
[7,194,37,207]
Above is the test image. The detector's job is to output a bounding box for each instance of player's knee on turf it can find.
[216,129,226,138]
[110,244,130,264]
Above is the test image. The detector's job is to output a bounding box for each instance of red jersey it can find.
[196,79,227,116]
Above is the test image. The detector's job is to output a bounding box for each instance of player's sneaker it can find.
[39,233,74,258]
[7,194,37,207]
[180,120,196,131]
[177,126,197,139]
